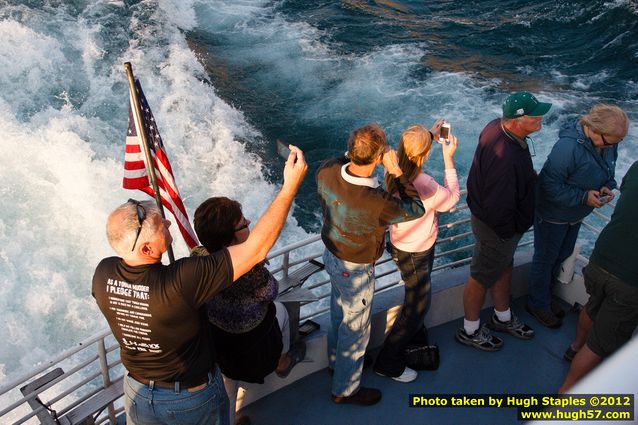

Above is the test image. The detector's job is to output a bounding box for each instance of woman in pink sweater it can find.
[374,123,460,382]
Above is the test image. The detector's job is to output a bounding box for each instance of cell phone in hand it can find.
[276,139,291,159]
[440,122,451,144]
[598,195,610,203]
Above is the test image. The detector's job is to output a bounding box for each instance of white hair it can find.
[106,200,160,257]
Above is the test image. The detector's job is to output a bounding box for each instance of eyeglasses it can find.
[128,199,146,251]
[601,133,622,147]
[234,219,249,233]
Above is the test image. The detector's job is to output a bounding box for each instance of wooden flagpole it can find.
[124,62,175,264]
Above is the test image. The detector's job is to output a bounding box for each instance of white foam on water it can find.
[0,0,309,385]
[0,20,66,116]
[191,0,533,177]
[192,0,608,159]
[158,0,197,30]
[0,93,121,379]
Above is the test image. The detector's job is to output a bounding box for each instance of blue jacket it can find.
[536,120,618,222]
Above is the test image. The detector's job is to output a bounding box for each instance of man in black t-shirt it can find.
[93,146,307,425]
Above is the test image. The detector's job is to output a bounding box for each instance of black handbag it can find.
[403,344,440,371]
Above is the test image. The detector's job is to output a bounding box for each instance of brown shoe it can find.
[276,341,306,378]
[235,415,251,425]
[332,387,381,406]
[526,304,562,328]
[551,300,566,318]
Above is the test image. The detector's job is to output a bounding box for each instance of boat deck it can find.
[240,296,575,425]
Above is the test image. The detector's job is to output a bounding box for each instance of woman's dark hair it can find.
[194,197,243,252]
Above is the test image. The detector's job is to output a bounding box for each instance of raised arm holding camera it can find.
[374,121,460,381]
[92,146,307,425]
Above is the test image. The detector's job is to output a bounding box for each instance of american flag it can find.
[123,79,199,249]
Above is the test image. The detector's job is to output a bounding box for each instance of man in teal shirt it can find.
[559,160,638,393]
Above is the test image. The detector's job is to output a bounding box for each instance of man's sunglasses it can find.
[128,199,146,251]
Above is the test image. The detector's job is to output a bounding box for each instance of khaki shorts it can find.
[584,263,638,358]
[470,215,522,288]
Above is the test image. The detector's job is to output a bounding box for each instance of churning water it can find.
[0,0,636,384]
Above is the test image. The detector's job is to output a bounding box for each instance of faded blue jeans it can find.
[124,367,229,425]
[528,216,581,310]
[324,249,375,397]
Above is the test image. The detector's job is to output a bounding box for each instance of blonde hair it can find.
[385,125,432,194]
[580,104,629,138]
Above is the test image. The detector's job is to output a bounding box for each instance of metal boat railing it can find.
[0,329,123,424]
[0,192,614,424]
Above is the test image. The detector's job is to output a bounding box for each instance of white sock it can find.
[495,308,511,323]
[463,319,480,335]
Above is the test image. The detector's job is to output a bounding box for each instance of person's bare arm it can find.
[227,145,307,281]
[440,134,458,170]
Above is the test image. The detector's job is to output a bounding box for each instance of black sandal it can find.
[563,345,579,362]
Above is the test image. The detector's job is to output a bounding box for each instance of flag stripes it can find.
[123,79,199,249]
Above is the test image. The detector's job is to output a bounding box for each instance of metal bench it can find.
[20,368,65,425]
[278,259,323,297]
[59,377,123,425]
[276,259,324,342]
[20,368,123,425]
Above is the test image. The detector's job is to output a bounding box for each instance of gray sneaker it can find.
[487,312,535,340]
[455,324,503,352]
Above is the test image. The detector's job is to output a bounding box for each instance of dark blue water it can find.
[187,0,638,231]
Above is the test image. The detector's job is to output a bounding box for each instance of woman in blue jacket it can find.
[528,104,628,328]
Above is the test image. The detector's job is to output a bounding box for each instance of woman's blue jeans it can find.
[528,216,581,310]
[374,243,434,376]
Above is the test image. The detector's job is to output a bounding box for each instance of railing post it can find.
[282,252,290,280]
[97,338,117,424]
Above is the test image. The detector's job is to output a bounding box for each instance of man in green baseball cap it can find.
[456,91,552,352]
[502,91,552,119]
